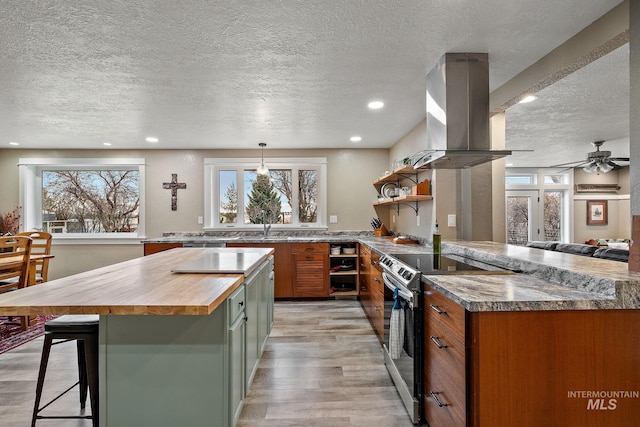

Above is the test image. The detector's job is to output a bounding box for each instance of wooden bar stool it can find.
[31,315,99,427]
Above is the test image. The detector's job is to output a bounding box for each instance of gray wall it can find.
[0,147,389,278]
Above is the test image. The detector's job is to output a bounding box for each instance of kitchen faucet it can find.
[262,209,272,237]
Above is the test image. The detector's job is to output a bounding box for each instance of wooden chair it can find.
[0,236,32,330]
[16,231,52,283]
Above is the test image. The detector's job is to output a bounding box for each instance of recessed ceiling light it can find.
[518,95,537,104]
[103,142,112,146]
[368,100,384,110]
[145,136,159,143]
[9,141,19,146]
[350,136,362,142]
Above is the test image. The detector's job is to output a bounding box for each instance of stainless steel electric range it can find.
[378,252,513,424]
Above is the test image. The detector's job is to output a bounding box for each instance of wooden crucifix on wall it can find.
[162,173,186,211]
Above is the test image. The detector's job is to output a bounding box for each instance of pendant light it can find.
[256,142,269,175]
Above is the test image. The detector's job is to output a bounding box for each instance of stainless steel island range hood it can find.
[413,53,511,169]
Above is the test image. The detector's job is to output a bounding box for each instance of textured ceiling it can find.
[506,43,629,168]
[0,0,626,167]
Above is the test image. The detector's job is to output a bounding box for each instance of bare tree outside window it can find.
[42,170,139,233]
[544,191,561,241]
[269,169,317,223]
[298,170,317,222]
[507,196,529,245]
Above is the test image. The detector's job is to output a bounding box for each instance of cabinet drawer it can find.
[228,285,246,323]
[293,253,326,263]
[291,242,329,254]
[370,251,382,272]
[369,271,383,295]
[424,316,466,389]
[424,285,466,340]
[424,365,466,427]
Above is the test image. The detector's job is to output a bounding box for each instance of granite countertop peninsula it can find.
[144,233,640,312]
[428,241,640,312]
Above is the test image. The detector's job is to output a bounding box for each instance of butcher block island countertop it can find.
[0,247,273,316]
[0,247,276,427]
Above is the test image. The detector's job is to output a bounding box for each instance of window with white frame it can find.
[18,158,146,243]
[204,157,327,230]
[505,168,573,244]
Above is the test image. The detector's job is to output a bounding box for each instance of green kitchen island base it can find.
[100,310,231,426]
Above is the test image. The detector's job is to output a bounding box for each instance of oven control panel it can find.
[379,254,421,289]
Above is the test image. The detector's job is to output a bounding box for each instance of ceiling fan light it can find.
[598,161,614,173]
[583,163,597,174]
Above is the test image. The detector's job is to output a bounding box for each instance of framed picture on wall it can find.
[587,200,608,225]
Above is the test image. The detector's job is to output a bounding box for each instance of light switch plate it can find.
[447,214,456,227]
[329,215,338,223]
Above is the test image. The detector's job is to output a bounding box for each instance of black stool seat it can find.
[45,315,99,332]
[32,314,100,427]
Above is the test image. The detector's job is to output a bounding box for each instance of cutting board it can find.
[171,252,265,274]
[386,237,419,245]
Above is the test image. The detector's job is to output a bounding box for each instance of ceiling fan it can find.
[551,140,629,173]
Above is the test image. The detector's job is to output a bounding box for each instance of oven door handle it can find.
[382,272,414,302]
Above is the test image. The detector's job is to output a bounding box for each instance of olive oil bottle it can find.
[433,220,441,254]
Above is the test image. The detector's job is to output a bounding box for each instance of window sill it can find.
[49,235,145,245]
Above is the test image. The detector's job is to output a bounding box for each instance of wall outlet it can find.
[447,214,456,227]
[329,215,338,223]
[197,216,203,224]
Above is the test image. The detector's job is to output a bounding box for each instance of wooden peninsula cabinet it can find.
[423,284,640,427]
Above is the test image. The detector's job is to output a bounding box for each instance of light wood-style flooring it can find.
[0,300,413,426]
[238,300,413,426]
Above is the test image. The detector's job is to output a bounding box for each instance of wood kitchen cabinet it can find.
[227,242,292,298]
[329,243,359,297]
[359,245,384,340]
[423,285,467,427]
[143,242,182,255]
[423,284,640,427]
[291,242,329,297]
[229,242,330,299]
[359,245,371,307]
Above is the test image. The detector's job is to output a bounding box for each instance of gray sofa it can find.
[525,241,629,262]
